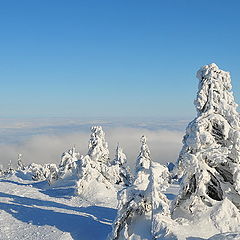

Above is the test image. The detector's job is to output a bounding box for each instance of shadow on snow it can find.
[0,192,117,240]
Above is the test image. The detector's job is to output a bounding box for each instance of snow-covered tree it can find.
[29,163,45,181]
[88,126,110,163]
[134,135,151,190]
[75,154,116,202]
[173,63,240,217]
[150,162,171,240]
[17,153,25,171]
[108,136,152,240]
[58,146,80,178]
[112,144,127,166]
[75,126,116,202]
[107,144,133,186]
[108,136,170,240]
[4,160,15,175]
[28,163,57,181]
[0,164,3,177]
[46,164,59,184]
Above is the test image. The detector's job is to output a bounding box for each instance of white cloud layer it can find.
[0,125,184,169]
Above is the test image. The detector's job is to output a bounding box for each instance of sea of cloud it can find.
[0,118,188,169]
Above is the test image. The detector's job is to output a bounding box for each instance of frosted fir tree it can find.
[58,146,80,178]
[17,153,25,171]
[75,153,116,203]
[134,136,151,190]
[173,63,240,220]
[113,144,127,166]
[108,136,153,240]
[28,163,56,181]
[46,164,59,184]
[88,126,110,163]
[0,164,3,177]
[28,163,43,180]
[75,127,116,203]
[150,162,171,240]
[4,160,15,175]
[85,126,115,183]
[108,136,171,240]
[107,144,133,186]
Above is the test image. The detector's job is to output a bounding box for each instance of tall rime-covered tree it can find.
[174,63,240,215]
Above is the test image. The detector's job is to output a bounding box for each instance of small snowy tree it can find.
[17,153,25,171]
[0,164,3,177]
[4,160,15,175]
[107,144,133,186]
[75,154,116,202]
[29,163,45,180]
[58,146,80,178]
[109,136,158,240]
[88,126,110,163]
[134,136,151,190]
[75,126,116,201]
[150,162,171,240]
[173,63,240,217]
[47,164,59,184]
[113,144,127,166]
[109,136,171,240]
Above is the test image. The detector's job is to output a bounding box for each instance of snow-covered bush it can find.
[29,163,58,181]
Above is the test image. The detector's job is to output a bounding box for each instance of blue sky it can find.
[1,0,240,119]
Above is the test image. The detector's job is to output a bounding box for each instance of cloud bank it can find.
[0,129,184,170]
[0,119,187,169]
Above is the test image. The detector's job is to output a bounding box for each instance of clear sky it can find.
[1,0,240,119]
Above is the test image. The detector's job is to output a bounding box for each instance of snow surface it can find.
[0,172,117,240]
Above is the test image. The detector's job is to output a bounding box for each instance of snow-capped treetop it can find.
[195,63,240,127]
[59,146,80,168]
[133,136,151,191]
[88,126,109,163]
[17,153,25,170]
[112,144,127,166]
[135,135,151,173]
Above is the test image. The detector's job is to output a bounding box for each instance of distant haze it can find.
[0,118,186,169]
